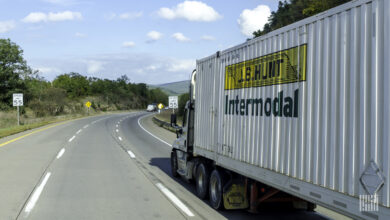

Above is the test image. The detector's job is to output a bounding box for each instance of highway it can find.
[0,112,337,219]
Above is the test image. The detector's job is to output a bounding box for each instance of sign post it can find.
[169,96,178,114]
[85,101,91,115]
[13,93,23,126]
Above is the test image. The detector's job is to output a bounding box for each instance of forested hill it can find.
[0,38,167,117]
[253,0,351,38]
[149,80,190,96]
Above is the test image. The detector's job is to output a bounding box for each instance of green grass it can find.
[0,121,55,139]
[0,112,89,139]
[154,109,183,126]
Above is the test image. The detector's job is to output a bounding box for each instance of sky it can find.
[0,0,278,84]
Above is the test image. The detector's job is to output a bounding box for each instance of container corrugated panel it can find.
[195,54,219,154]
[194,0,390,209]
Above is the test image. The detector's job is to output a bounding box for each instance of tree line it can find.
[253,0,351,37]
[0,38,167,117]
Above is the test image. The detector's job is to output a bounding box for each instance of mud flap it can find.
[223,183,249,209]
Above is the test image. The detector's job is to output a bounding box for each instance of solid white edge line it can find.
[137,115,172,147]
[76,129,82,134]
[156,183,194,217]
[118,137,122,141]
[68,136,76,142]
[24,172,51,213]
[127,150,135,158]
[56,148,65,159]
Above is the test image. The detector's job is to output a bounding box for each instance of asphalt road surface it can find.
[0,112,347,220]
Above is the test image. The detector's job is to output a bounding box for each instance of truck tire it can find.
[171,150,179,177]
[209,169,225,210]
[196,163,209,199]
[307,202,316,211]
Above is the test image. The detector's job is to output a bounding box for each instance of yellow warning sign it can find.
[225,44,307,90]
[85,101,91,108]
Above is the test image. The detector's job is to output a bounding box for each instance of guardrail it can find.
[152,117,178,133]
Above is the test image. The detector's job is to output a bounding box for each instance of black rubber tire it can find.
[209,169,224,210]
[171,150,179,177]
[307,202,316,211]
[195,163,209,199]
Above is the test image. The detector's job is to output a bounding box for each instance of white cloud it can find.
[201,35,215,41]
[119,12,143,20]
[42,0,79,6]
[167,59,194,72]
[36,66,61,74]
[157,1,221,22]
[22,11,82,23]
[146,31,163,42]
[86,60,104,74]
[146,65,158,71]
[172,32,190,42]
[106,12,143,20]
[48,11,82,21]
[238,5,271,37]
[105,13,117,20]
[122,41,135,48]
[30,53,194,84]
[75,32,86,38]
[0,20,16,33]
[22,12,47,23]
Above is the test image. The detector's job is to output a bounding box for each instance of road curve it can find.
[0,112,338,220]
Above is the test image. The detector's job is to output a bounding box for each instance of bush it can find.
[28,87,67,116]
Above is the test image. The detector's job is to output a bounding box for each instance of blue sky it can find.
[0,0,278,84]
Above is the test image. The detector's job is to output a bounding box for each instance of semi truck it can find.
[170,0,390,219]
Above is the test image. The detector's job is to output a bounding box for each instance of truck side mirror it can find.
[176,128,183,138]
[170,113,177,127]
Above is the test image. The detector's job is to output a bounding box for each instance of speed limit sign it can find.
[13,93,23,106]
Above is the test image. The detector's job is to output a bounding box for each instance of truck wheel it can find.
[307,202,316,211]
[209,169,224,210]
[196,163,209,199]
[171,150,179,177]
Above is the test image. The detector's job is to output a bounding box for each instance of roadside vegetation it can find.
[253,0,350,37]
[0,38,168,134]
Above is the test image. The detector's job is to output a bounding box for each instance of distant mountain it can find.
[149,80,190,95]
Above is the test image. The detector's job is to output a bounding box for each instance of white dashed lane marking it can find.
[68,136,76,142]
[24,172,51,214]
[56,148,65,159]
[127,150,135,158]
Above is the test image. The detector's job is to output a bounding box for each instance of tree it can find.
[52,72,90,98]
[0,38,31,109]
[253,0,350,38]
[148,88,168,105]
[24,75,50,104]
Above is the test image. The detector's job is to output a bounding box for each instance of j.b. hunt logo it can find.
[224,89,299,118]
[224,44,307,90]
[223,44,306,118]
